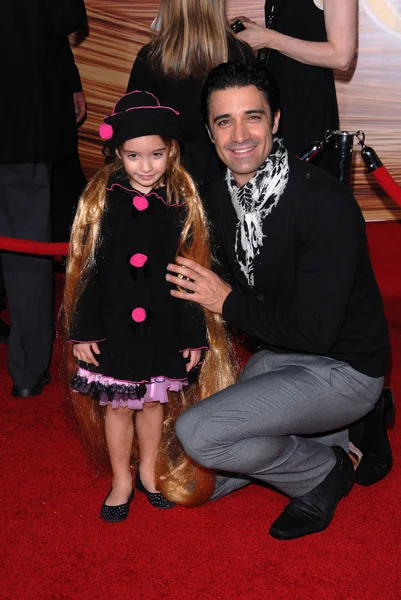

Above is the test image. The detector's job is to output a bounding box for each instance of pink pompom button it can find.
[133,196,149,211]
[99,123,113,140]
[131,307,147,323]
[130,253,148,268]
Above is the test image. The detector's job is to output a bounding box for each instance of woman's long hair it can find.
[64,141,238,506]
[149,0,246,80]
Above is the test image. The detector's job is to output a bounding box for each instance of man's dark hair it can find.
[201,61,281,124]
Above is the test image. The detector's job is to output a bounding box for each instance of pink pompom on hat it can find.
[99,123,113,140]
[99,90,182,148]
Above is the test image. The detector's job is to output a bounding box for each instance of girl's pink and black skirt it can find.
[70,367,188,410]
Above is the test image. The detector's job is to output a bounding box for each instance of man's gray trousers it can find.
[176,350,384,498]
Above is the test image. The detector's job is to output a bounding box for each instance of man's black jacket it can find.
[202,157,389,377]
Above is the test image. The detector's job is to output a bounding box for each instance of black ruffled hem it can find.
[70,372,147,401]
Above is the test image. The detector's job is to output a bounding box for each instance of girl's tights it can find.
[136,401,164,493]
[104,401,164,505]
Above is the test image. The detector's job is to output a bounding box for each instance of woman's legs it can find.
[136,401,164,492]
[104,405,134,505]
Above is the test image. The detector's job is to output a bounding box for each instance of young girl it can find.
[64,90,236,522]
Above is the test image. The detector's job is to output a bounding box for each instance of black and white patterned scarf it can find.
[226,137,289,286]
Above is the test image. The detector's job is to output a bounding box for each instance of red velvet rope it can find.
[0,236,69,255]
[372,166,401,209]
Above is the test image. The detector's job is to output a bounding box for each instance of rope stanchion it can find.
[0,236,69,256]
[332,131,355,187]
[297,129,401,208]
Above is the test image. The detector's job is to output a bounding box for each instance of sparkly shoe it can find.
[100,488,134,522]
[135,474,176,508]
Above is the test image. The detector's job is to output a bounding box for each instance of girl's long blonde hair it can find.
[149,0,247,80]
[64,141,238,506]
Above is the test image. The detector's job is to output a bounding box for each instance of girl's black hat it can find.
[99,90,182,147]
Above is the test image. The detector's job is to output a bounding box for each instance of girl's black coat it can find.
[69,179,207,383]
[203,157,389,378]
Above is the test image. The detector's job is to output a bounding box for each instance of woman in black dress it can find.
[127,0,255,187]
[233,0,357,172]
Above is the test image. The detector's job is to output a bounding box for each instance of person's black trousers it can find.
[0,163,54,387]
[51,151,86,242]
[0,262,5,311]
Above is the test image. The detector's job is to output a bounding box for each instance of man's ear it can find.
[205,123,215,145]
[272,110,281,134]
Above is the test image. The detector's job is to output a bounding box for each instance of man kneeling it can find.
[166,62,390,540]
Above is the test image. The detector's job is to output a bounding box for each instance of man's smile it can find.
[229,145,257,156]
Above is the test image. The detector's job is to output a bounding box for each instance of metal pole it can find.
[332,131,356,188]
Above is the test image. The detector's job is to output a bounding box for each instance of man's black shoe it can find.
[0,317,10,344]
[12,371,51,398]
[269,446,354,540]
[350,390,395,486]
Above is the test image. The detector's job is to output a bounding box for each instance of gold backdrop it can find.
[72,0,401,221]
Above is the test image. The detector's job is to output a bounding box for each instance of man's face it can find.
[207,85,280,186]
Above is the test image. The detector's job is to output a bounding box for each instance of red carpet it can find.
[1,221,400,600]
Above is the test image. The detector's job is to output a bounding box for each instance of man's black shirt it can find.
[202,157,389,377]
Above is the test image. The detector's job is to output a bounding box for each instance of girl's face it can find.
[117,135,170,193]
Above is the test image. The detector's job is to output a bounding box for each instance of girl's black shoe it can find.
[135,473,176,508]
[100,488,134,522]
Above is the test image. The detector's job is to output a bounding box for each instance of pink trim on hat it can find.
[109,90,180,117]
[122,105,179,116]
